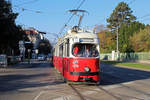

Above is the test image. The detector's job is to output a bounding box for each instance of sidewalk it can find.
[134,60,150,65]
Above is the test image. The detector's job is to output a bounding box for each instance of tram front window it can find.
[72,44,99,57]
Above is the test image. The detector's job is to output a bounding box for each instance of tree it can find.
[107,2,136,30]
[119,22,145,52]
[97,29,116,53]
[37,39,52,55]
[106,2,138,53]
[0,0,27,55]
[130,26,150,52]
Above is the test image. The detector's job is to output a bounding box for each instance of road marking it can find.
[53,96,72,100]
[82,89,98,95]
[33,91,45,100]
[103,84,121,90]
[121,81,135,85]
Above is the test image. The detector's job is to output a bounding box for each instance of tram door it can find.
[59,44,63,73]
[63,39,70,78]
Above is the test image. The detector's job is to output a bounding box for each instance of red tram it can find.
[53,26,100,84]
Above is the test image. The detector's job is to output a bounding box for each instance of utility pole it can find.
[116,27,119,53]
[116,27,119,60]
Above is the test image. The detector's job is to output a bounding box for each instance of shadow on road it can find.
[0,62,63,92]
[9,61,53,69]
[1,62,150,92]
[100,63,150,85]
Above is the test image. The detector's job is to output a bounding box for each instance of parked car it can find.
[37,54,45,61]
[0,54,7,67]
[46,53,51,61]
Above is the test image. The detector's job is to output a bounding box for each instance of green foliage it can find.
[37,39,52,55]
[0,0,18,22]
[0,0,27,55]
[101,60,150,70]
[97,29,116,53]
[106,2,148,53]
[107,2,136,30]
[130,26,150,52]
[119,22,145,52]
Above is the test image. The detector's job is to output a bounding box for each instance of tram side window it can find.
[59,45,63,57]
[90,45,99,57]
[72,44,83,57]
[65,44,68,57]
[66,40,70,57]
[53,49,55,56]
[72,44,99,57]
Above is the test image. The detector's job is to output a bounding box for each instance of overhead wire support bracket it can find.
[58,0,86,34]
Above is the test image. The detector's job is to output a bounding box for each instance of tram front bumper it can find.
[70,72,99,82]
[70,72,99,76]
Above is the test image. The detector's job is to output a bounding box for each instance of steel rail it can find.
[69,84,86,100]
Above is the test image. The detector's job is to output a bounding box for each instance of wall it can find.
[100,52,150,62]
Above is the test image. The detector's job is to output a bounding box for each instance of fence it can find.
[100,52,150,61]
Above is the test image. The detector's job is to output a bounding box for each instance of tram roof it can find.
[64,29,98,39]
[55,29,98,46]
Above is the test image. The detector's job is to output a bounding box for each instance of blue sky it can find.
[11,0,150,42]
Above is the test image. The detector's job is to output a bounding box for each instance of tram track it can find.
[96,86,122,100]
[68,83,146,100]
[66,74,149,100]
[68,84,122,100]
[54,68,150,99]
[68,84,86,100]
[109,73,150,96]
[102,72,150,99]
[52,76,146,100]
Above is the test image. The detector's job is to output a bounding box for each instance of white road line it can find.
[103,84,121,90]
[121,81,135,85]
[82,89,97,95]
[53,96,72,100]
[33,91,45,100]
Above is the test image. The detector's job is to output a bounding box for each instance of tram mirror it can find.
[65,39,69,44]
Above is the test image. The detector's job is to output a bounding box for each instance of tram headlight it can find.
[84,67,90,72]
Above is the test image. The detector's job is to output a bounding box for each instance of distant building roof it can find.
[25,28,38,35]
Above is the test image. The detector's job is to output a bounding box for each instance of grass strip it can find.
[101,60,150,70]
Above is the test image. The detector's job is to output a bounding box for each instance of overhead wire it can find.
[127,0,150,22]
[139,18,150,22]
[13,0,85,38]
[12,0,42,14]
[92,0,137,32]
[128,0,136,5]
[58,0,86,34]
[15,0,40,6]
[13,5,42,13]
[137,13,150,22]
[92,0,133,31]
[123,0,149,22]
[126,0,150,23]
[76,0,86,9]
[89,0,136,32]
[121,0,150,24]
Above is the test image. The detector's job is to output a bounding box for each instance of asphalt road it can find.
[0,61,150,100]
[0,61,63,100]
